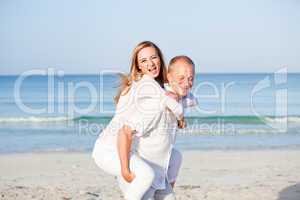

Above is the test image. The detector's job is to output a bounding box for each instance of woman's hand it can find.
[121,169,136,183]
[165,91,180,102]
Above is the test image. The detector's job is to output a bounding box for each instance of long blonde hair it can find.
[114,41,167,104]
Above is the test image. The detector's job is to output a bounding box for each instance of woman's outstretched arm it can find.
[117,125,135,183]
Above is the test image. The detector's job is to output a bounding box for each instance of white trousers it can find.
[141,181,175,200]
[118,176,176,200]
[93,147,182,200]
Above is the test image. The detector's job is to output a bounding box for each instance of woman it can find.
[92,41,184,200]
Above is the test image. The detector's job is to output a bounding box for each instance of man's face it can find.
[167,61,195,97]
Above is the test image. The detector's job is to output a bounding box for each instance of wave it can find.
[177,128,290,136]
[0,115,300,125]
[185,116,300,125]
[0,116,72,123]
[73,116,112,123]
[0,116,112,124]
[185,116,265,124]
[73,115,267,124]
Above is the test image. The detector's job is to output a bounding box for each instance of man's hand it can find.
[121,169,136,183]
[165,91,180,102]
[178,118,186,129]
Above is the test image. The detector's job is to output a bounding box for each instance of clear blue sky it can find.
[1,0,299,74]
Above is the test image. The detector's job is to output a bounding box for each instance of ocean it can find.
[0,73,300,153]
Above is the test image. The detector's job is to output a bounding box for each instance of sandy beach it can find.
[0,150,300,200]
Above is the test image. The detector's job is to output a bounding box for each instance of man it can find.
[164,55,196,189]
[118,56,196,200]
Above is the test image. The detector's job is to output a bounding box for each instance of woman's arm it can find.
[117,125,135,183]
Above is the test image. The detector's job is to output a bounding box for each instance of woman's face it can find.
[137,46,161,78]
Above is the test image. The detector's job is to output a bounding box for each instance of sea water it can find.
[0,73,299,153]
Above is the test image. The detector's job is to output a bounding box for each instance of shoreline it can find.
[1,150,300,199]
[1,146,300,155]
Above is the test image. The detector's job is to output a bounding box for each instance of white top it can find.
[92,74,182,154]
[164,83,198,110]
[127,105,178,189]
[129,84,198,189]
[92,74,197,189]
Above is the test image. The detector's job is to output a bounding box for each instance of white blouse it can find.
[92,74,183,152]
[92,74,195,189]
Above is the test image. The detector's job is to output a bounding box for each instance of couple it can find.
[92,41,196,200]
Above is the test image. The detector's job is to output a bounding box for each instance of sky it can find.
[0,0,299,74]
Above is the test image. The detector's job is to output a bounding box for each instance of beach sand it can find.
[1,150,300,200]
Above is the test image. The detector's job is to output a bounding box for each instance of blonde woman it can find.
[92,41,185,200]
[116,55,196,200]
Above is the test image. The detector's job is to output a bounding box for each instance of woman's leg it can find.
[167,148,182,187]
[93,147,121,175]
[94,148,155,200]
[118,154,155,200]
